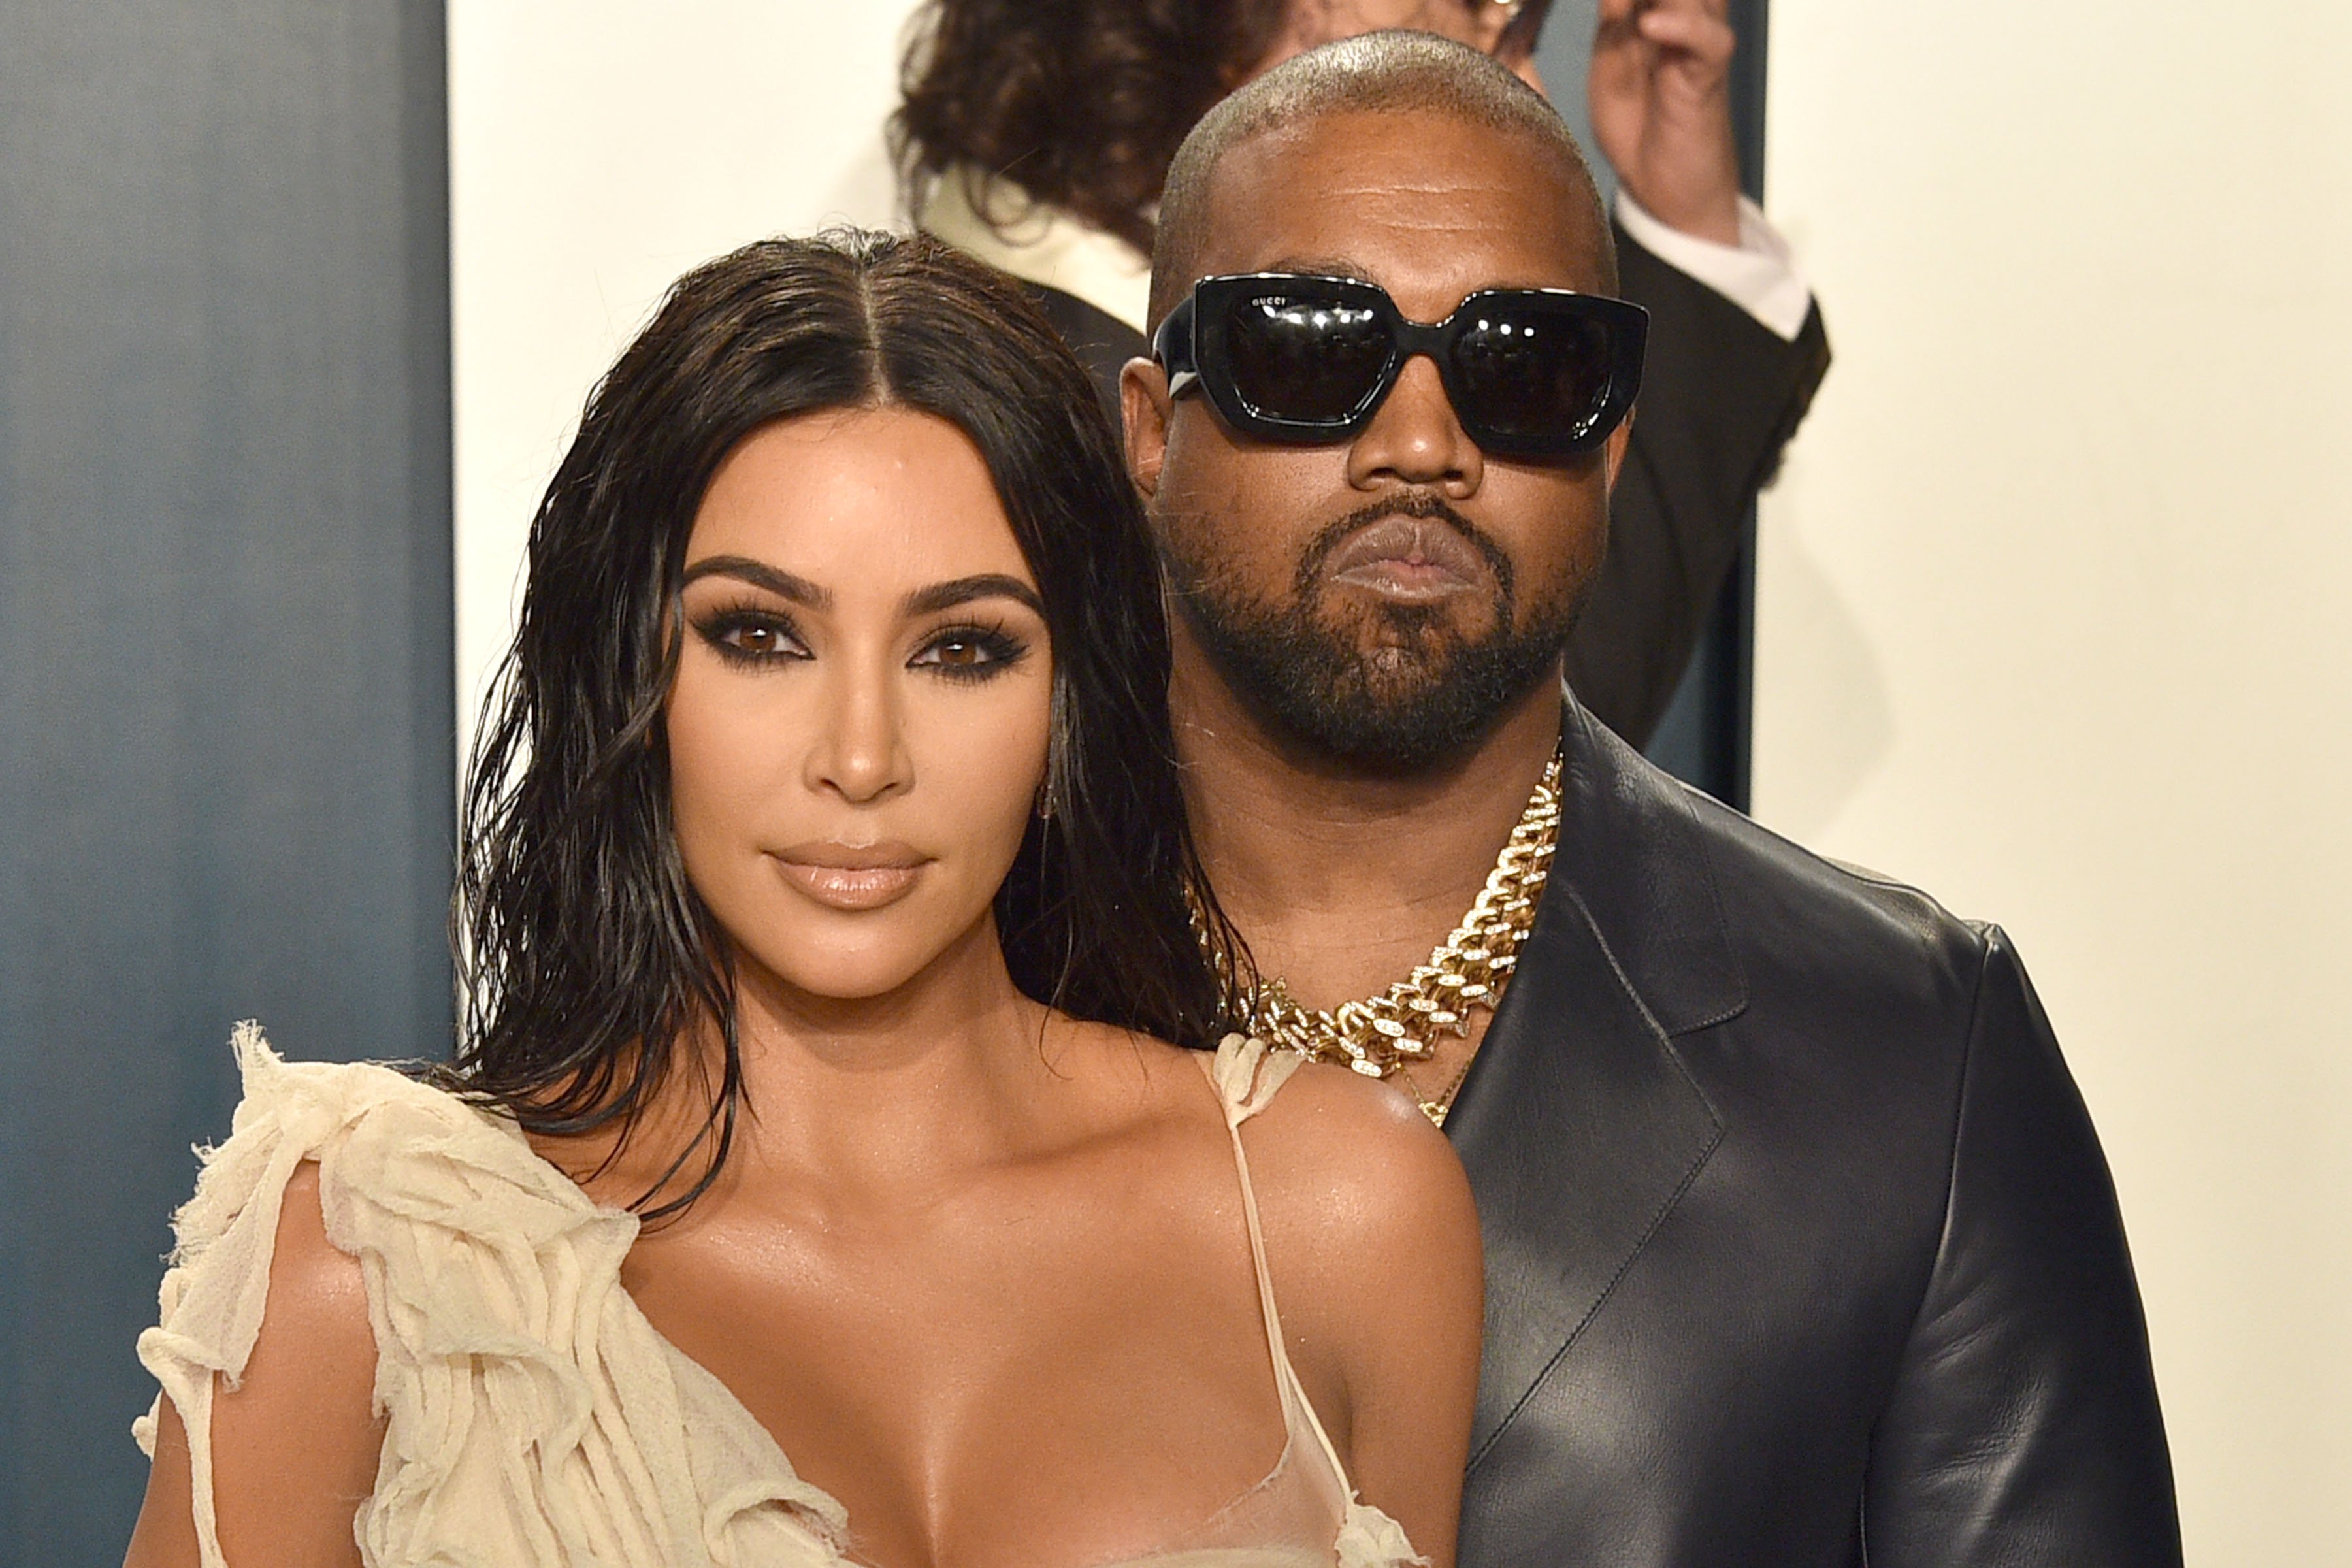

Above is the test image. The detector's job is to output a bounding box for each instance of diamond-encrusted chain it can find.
[1196,753,1562,1088]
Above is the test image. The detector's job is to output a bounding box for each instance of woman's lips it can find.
[770,842,929,911]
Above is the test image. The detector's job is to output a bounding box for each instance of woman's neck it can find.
[740,923,1058,1167]
[568,918,1071,1211]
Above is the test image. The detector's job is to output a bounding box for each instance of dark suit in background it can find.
[1026,225,1830,752]
[1443,703,2181,1567]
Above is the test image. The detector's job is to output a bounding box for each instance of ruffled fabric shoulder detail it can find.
[1335,1501,1427,1568]
[135,1022,849,1568]
[1205,1034,1309,1128]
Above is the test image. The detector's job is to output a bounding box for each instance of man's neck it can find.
[1170,629,1565,1014]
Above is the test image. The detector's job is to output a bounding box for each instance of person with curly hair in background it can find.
[896,0,1830,749]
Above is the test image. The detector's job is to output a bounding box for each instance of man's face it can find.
[1124,110,1624,771]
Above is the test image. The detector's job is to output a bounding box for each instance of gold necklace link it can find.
[1199,753,1563,1092]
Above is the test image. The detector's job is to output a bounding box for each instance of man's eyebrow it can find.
[1262,255,1379,282]
[680,555,831,608]
[902,574,1046,618]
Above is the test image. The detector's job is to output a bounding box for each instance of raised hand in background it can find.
[1589,0,1743,241]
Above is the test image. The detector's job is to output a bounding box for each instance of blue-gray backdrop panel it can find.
[0,1,453,1557]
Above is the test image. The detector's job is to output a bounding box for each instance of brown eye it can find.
[911,625,1026,682]
[726,624,784,654]
[691,608,808,665]
[930,637,984,666]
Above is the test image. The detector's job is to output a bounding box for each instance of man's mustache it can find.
[1294,493,1516,603]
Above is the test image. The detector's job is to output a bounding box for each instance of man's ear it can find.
[1120,355,1173,499]
[1601,405,1634,495]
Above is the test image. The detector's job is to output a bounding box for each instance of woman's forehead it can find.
[687,409,1036,596]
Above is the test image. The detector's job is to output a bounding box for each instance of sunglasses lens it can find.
[1450,306,1616,446]
[1224,292,1394,423]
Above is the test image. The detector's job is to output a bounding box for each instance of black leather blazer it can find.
[1448,706,2181,1567]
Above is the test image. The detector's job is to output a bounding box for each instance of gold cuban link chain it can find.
[1196,753,1563,1117]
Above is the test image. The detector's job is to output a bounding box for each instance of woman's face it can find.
[666,407,1052,1005]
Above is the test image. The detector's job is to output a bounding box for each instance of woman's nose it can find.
[804,659,913,804]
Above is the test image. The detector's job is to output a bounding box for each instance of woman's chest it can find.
[617,1186,1303,1568]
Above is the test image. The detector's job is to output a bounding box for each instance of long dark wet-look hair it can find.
[449,229,1245,1217]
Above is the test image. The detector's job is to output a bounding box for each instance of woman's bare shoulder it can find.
[126,1162,380,1567]
[1239,1056,1482,1484]
[1039,1016,1219,1112]
[247,1162,377,1371]
[1043,1024,1475,1266]
[1246,1055,1474,1227]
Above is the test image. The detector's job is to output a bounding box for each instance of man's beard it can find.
[1167,495,1586,774]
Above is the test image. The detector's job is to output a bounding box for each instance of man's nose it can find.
[1345,353,1484,496]
[804,659,913,805]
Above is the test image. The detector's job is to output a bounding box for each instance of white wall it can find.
[448,0,925,742]
[1756,3,2352,1559]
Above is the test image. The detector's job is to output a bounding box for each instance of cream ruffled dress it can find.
[135,1026,1426,1568]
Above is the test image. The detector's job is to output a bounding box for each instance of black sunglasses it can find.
[1152,273,1647,459]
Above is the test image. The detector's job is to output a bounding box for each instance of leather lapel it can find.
[1445,705,1744,1465]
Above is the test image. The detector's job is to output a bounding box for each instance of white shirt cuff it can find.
[1614,190,1814,342]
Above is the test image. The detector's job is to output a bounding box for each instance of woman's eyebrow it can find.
[902,574,1046,618]
[681,555,830,608]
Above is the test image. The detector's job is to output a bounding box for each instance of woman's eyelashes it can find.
[909,621,1030,683]
[691,604,810,666]
[689,602,1030,683]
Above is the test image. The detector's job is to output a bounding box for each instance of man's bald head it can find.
[1150,30,1614,327]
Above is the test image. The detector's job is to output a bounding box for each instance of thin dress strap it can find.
[1201,1035,1358,1490]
